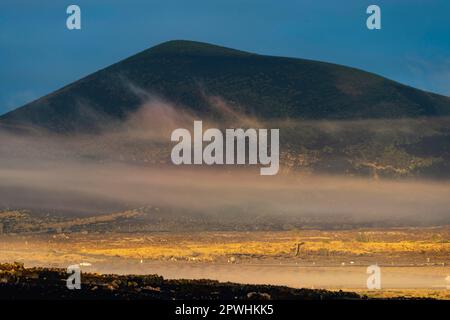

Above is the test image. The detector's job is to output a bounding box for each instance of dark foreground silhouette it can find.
[0,262,363,300]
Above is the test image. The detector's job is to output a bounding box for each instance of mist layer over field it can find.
[0,160,449,223]
[0,97,449,226]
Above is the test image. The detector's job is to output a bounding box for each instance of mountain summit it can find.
[1,40,450,132]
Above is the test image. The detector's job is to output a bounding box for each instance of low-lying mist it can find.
[1,95,449,226]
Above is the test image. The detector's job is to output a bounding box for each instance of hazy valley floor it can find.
[1,228,449,299]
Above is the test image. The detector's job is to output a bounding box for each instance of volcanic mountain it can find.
[1,40,450,133]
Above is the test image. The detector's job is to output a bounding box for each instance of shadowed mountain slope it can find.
[2,40,450,133]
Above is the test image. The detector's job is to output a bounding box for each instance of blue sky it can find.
[1,0,450,115]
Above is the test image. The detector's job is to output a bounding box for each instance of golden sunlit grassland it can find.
[79,227,449,265]
[77,235,450,263]
[1,227,449,265]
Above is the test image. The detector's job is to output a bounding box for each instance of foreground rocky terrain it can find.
[0,262,362,300]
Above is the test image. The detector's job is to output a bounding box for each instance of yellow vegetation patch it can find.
[80,239,450,261]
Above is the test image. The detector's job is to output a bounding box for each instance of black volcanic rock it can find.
[1,40,450,133]
[0,263,363,300]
